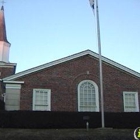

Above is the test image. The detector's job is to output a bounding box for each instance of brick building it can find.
[0,6,140,112]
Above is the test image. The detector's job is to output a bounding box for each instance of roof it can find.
[3,50,140,81]
[0,6,9,43]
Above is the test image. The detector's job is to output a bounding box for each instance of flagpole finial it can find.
[89,0,94,9]
[1,0,6,10]
[1,0,5,6]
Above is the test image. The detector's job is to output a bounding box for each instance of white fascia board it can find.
[3,80,24,84]
[3,50,93,80]
[6,84,22,89]
[3,50,140,80]
[102,57,140,78]
[0,62,17,67]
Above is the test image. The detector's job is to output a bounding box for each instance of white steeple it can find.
[0,6,11,63]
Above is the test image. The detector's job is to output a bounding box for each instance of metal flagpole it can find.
[89,0,105,128]
[95,0,105,128]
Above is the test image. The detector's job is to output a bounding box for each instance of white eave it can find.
[2,50,140,81]
[3,80,24,84]
[0,61,17,67]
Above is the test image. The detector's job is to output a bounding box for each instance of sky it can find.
[2,0,140,73]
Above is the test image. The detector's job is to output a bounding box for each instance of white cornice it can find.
[6,84,22,89]
[0,61,17,67]
[3,80,24,84]
[2,50,140,81]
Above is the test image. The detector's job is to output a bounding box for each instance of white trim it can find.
[3,50,140,81]
[6,84,22,89]
[3,80,24,84]
[0,62,16,66]
[0,65,16,68]
[78,80,99,112]
[123,91,139,112]
[33,89,51,111]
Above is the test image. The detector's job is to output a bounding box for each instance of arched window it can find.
[78,80,99,112]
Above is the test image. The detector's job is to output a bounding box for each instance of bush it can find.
[0,100,5,110]
[0,111,139,129]
[105,112,140,129]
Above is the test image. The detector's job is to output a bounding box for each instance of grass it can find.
[0,128,135,140]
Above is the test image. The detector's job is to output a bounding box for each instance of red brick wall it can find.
[0,66,16,100]
[0,67,15,79]
[15,55,140,112]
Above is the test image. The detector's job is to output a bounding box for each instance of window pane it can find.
[79,81,96,112]
[35,105,47,111]
[124,92,137,112]
[33,89,50,111]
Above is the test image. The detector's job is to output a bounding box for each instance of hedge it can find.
[0,100,4,110]
[0,111,139,129]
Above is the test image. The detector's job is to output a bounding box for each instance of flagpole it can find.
[95,0,105,128]
[89,0,105,128]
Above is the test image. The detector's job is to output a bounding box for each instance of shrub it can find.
[0,100,5,110]
[0,111,139,129]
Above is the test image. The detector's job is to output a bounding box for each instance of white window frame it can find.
[78,80,99,112]
[33,89,51,111]
[123,91,139,112]
[5,84,21,111]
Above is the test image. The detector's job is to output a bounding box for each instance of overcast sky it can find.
[3,0,140,73]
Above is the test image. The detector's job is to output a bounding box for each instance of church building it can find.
[0,6,140,112]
